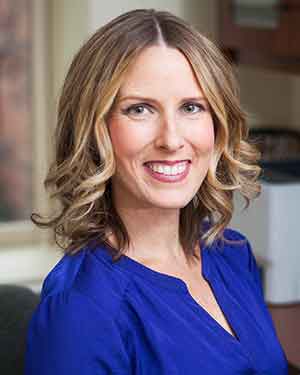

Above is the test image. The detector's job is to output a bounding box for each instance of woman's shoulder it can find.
[202,222,257,275]
[26,247,133,374]
[220,227,255,271]
[39,248,86,300]
[39,245,132,318]
[210,227,264,294]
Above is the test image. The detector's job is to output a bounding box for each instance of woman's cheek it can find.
[110,120,153,160]
[188,119,215,154]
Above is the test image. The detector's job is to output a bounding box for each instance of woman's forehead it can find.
[117,46,204,100]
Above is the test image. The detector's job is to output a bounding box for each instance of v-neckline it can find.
[184,269,241,344]
[95,237,242,345]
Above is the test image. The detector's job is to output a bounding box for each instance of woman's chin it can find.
[143,194,193,209]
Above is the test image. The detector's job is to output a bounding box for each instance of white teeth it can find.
[147,162,188,175]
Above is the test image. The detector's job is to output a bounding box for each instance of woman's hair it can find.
[32,8,261,262]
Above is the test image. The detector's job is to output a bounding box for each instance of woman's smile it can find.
[143,160,191,183]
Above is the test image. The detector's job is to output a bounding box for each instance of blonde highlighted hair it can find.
[32,9,261,262]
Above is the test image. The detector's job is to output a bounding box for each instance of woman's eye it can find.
[182,102,205,114]
[124,104,152,116]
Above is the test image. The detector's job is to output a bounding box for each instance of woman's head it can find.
[108,44,215,213]
[32,9,261,260]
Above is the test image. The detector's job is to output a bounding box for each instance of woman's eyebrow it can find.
[117,95,207,103]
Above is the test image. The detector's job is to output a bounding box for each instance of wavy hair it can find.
[31,9,262,262]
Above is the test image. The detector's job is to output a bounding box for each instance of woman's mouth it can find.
[143,161,191,183]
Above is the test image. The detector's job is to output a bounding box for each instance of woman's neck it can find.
[108,203,185,263]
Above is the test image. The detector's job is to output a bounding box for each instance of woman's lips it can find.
[144,161,190,183]
[144,159,191,166]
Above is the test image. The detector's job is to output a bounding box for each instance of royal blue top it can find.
[25,227,288,374]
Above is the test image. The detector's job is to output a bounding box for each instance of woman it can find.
[25,8,288,374]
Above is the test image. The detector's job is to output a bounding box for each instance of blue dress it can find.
[25,228,288,374]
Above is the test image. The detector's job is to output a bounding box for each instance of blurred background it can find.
[0,0,299,371]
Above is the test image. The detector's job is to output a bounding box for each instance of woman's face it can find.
[107,45,215,210]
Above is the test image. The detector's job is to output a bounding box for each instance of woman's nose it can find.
[154,114,185,151]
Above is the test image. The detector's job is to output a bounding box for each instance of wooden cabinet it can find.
[219,0,300,72]
[268,303,300,368]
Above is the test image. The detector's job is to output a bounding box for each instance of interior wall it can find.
[237,66,294,129]
[210,3,294,130]
[51,0,88,101]
[88,0,214,34]
[291,75,300,130]
[182,0,218,40]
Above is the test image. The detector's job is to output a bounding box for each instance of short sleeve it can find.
[25,290,131,374]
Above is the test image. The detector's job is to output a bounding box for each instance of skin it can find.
[106,44,215,271]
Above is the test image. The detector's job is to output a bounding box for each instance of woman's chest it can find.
[155,258,238,340]
[124,274,288,375]
[183,274,238,340]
